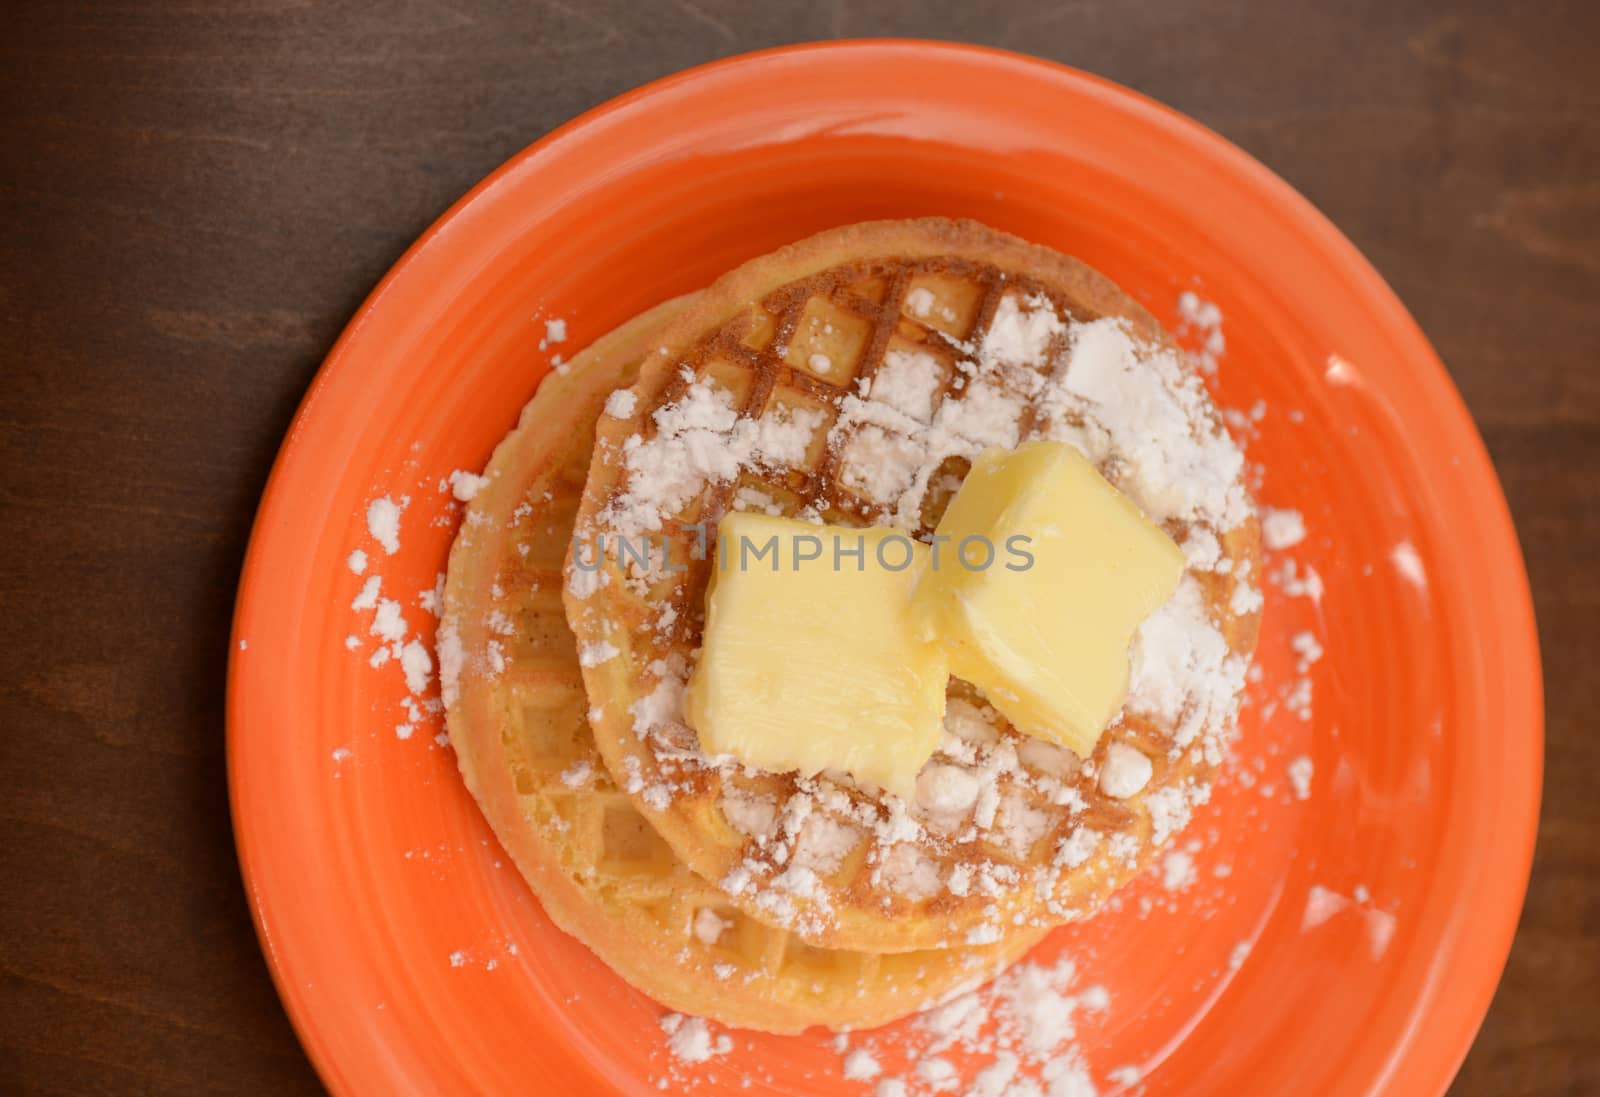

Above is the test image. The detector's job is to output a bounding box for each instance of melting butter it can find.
[685,513,947,798]
[916,440,1184,756]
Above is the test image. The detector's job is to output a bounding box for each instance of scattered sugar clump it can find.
[1176,289,1225,375]
[1289,630,1323,669]
[447,469,487,502]
[370,597,407,643]
[692,908,729,945]
[843,1048,881,1081]
[1098,742,1153,799]
[399,638,433,694]
[366,495,405,555]
[351,575,382,611]
[1161,850,1196,892]
[659,1013,732,1065]
[1261,507,1306,550]
[605,389,638,419]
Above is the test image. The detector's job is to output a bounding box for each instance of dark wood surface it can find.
[2,2,1594,1094]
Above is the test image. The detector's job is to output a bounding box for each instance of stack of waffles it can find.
[442,219,1260,1032]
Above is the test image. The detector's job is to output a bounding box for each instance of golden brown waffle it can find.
[567,219,1261,952]
[441,296,1043,1034]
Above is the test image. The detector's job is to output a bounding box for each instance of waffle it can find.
[441,296,1043,1034]
[566,219,1262,953]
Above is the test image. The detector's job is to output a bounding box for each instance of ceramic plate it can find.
[229,41,1541,1097]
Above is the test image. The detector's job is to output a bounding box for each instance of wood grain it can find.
[1,2,1594,1094]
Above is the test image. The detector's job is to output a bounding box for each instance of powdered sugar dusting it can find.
[817,954,1111,1096]
[602,377,826,537]
[1051,318,1248,528]
[1176,290,1225,375]
[592,286,1263,939]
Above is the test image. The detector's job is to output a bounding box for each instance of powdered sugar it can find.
[538,317,568,350]
[981,292,1067,369]
[351,575,382,611]
[1161,849,1196,892]
[366,495,404,555]
[691,908,729,945]
[446,469,488,502]
[1127,577,1248,748]
[399,638,433,695]
[1175,290,1225,375]
[827,954,1111,1097]
[905,286,937,319]
[369,598,406,644]
[605,389,638,419]
[436,618,463,708]
[602,377,826,536]
[579,640,620,667]
[659,1013,732,1064]
[1051,318,1248,528]
[1261,507,1306,550]
[843,1048,882,1080]
[869,349,944,423]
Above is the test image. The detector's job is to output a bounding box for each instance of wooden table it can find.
[3,2,1594,1093]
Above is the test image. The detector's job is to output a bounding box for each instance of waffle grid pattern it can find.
[569,223,1261,954]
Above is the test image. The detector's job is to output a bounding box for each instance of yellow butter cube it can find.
[917,441,1184,756]
[685,513,948,799]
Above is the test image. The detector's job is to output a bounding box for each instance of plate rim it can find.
[227,37,1543,1097]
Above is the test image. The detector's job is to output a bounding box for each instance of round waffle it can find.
[442,296,1043,1033]
[566,219,1262,952]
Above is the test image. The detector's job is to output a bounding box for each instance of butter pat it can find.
[685,513,948,799]
[917,441,1184,756]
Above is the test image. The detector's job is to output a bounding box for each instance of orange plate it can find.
[229,41,1542,1097]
